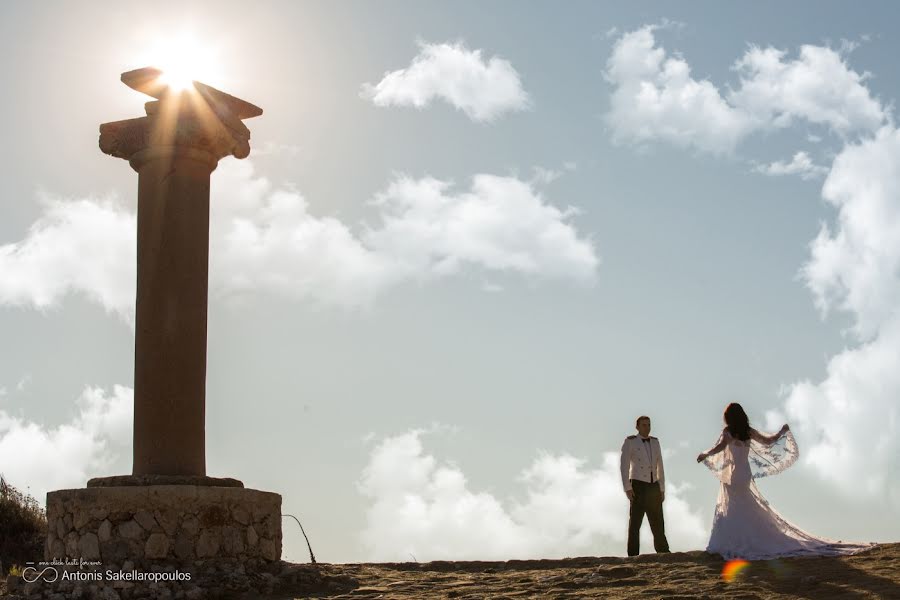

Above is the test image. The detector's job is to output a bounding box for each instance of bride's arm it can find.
[696,429,729,462]
[750,424,789,446]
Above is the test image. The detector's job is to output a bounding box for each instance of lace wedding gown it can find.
[701,427,874,560]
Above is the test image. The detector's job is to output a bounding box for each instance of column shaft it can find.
[132,150,214,477]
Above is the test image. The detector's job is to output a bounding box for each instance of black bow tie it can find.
[642,438,650,443]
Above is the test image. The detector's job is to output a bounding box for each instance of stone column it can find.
[41,70,285,583]
[98,68,262,479]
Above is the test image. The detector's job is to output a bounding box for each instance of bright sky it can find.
[1,1,898,563]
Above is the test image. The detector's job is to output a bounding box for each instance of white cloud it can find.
[753,151,829,180]
[358,429,707,561]
[0,385,132,503]
[0,194,137,323]
[777,316,900,505]
[604,25,754,154]
[775,126,900,505]
[361,41,530,122]
[605,26,887,154]
[802,126,900,339]
[210,161,397,309]
[0,162,598,319]
[730,44,886,136]
[364,174,598,284]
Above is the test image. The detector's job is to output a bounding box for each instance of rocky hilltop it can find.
[3,543,897,599]
[321,544,898,599]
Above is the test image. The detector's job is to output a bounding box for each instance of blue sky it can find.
[1,1,898,562]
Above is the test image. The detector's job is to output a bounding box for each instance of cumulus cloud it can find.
[364,174,598,284]
[753,151,829,180]
[770,126,900,505]
[0,194,137,323]
[0,162,597,319]
[605,25,754,154]
[358,429,707,561]
[605,26,887,154]
[730,45,886,135]
[772,314,900,506]
[210,161,397,309]
[802,127,900,339]
[0,385,132,503]
[361,41,530,122]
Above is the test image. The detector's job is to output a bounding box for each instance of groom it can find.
[620,415,670,556]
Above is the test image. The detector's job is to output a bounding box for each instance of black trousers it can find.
[627,479,670,556]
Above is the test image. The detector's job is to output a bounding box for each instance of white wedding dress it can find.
[701,427,874,560]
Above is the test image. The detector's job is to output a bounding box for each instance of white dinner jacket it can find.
[620,435,665,493]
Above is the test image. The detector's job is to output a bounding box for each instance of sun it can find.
[133,32,223,91]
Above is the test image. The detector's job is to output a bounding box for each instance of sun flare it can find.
[133,32,223,91]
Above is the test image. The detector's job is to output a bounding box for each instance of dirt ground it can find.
[2,544,897,599]
[302,543,900,600]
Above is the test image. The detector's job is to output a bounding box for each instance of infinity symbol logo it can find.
[22,566,59,583]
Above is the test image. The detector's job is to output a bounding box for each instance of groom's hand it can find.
[626,490,634,502]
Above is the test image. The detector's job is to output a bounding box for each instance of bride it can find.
[696,403,874,560]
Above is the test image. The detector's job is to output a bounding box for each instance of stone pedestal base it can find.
[87,475,244,488]
[46,486,282,568]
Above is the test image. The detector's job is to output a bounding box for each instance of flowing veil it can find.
[699,426,874,559]
[701,428,799,484]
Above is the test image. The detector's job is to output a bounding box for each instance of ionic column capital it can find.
[99,68,262,170]
[99,112,250,171]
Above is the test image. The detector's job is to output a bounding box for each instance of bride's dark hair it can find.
[724,403,751,441]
